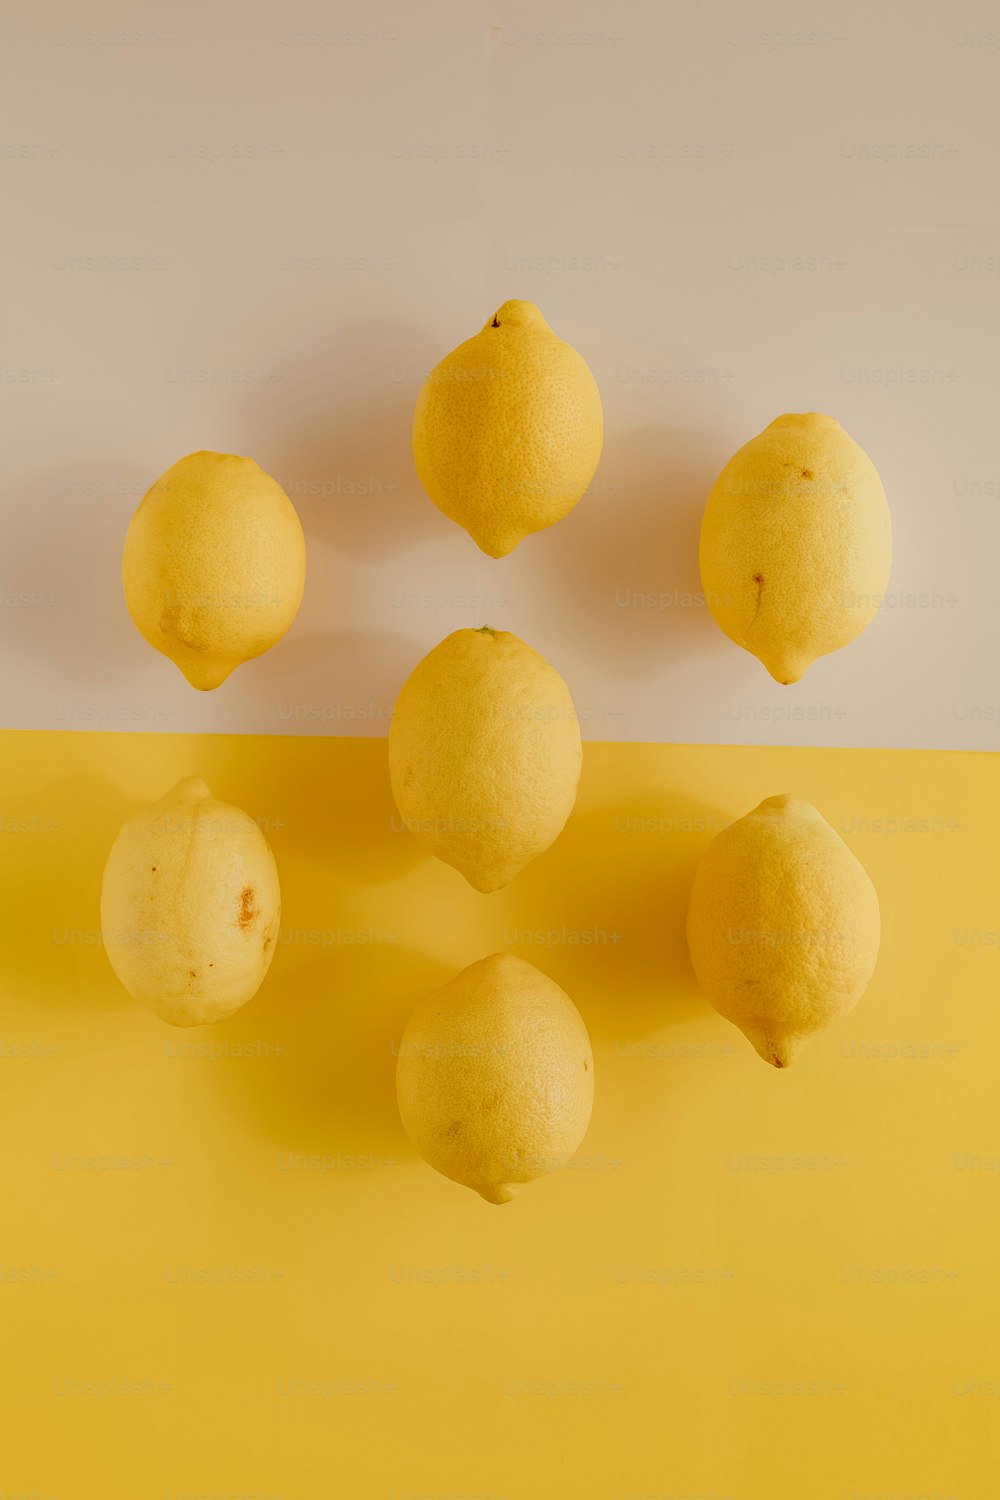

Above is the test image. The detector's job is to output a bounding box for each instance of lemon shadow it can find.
[1,460,153,695]
[516,424,725,682]
[236,317,454,564]
[495,780,728,1049]
[208,626,414,747]
[0,767,141,1019]
[193,941,450,1160]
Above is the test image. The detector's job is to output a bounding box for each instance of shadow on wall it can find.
[236,316,456,564]
[6,362,731,723]
[5,437,427,728]
[212,625,416,737]
[515,423,726,683]
[4,460,155,699]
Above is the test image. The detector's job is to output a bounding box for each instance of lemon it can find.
[123,451,306,690]
[412,299,603,557]
[396,953,594,1204]
[101,777,281,1027]
[388,627,582,892]
[686,794,880,1067]
[699,413,891,683]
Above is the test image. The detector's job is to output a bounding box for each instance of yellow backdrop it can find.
[0,730,996,1498]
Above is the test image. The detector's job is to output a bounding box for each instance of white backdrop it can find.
[2,0,997,747]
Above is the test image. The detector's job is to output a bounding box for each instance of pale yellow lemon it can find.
[686,794,880,1067]
[388,627,582,892]
[101,777,280,1026]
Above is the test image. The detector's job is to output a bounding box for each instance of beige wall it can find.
[2,0,997,747]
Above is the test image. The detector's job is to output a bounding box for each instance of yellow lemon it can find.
[101,777,280,1027]
[123,451,306,690]
[388,627,582,892]
[699,413,891,683]
[396,953,594,1204]
[412,299,603,557]
[686,794,880,1067]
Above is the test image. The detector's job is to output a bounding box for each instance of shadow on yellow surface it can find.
[1,731,997,1499]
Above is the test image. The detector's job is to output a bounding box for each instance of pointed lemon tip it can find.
[175,657,236,691]
[762,658,806,686]
[767,411,840,432]
[476,1182,520,1205]
[484,299,548,332]
[757,793,801,814]
[463,869,508,895]
[471,530,520,558]
[746,1029,805,1069]
[169,777,212,803]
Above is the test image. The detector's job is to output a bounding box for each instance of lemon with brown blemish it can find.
[123,451,306,689]
[699,413,891,683]
[100,777,280,1026]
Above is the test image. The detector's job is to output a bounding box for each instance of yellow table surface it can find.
[1,730,997,1499]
